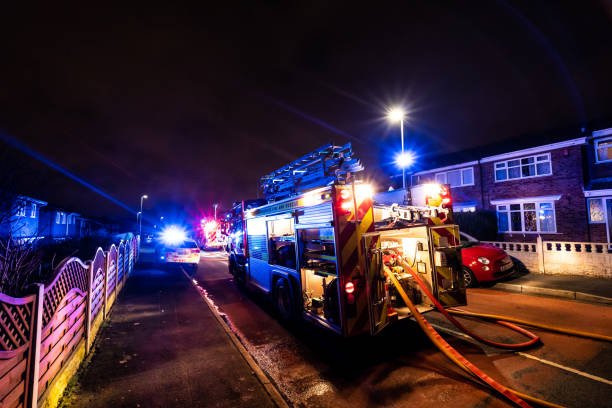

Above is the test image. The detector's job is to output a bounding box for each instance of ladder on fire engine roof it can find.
[260,142,364,202]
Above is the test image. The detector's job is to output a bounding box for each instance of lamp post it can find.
[139,194,148,237]
[387,107,406,191]
[213,203,219,221]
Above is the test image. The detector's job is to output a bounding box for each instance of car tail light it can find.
[191,249,200,254]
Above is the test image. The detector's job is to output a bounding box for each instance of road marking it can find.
[516,352,612,386]
[429,323,612,386]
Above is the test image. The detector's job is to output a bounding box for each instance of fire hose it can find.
[384,261,566,408]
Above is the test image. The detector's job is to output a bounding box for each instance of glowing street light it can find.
[213,203,219,220]
[139,194,148,238]
[395,151,415,169]
[387,107,408,191]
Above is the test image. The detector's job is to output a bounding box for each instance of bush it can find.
[454,210,498,241]
[0,234,115,296]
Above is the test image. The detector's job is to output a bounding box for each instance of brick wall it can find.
[413,164,483,208]
[482,145,589,242]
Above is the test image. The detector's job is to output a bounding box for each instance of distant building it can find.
[407,125,612,243]
[0,195,48,241]
[39,207,88,240]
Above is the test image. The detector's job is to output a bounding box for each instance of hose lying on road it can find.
[447,308,612,343]
[385,261,566,408]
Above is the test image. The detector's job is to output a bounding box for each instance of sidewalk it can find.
[491,273,612,305]
[60,261,281,408]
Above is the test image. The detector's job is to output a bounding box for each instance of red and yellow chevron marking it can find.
[333,184,375,337]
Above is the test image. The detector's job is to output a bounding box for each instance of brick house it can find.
[0,195,48,241]
[407,126,612,243]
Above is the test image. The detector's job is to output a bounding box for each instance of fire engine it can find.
[200,218,228,250]
[227,143,466,337]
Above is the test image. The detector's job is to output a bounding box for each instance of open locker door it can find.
[362,232,390,335]
[429,225,467,308]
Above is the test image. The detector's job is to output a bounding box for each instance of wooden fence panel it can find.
[89,249,106,322]
[0,237,139,408]
[106,243,119,309]
[37,258,88,399]
[0,292,37,408]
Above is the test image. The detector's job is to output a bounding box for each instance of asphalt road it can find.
[195,250,612,408]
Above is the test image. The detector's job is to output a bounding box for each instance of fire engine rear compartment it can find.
[367,226,439,319]
[299,227,341,330]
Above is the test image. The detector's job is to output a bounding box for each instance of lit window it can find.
[494,153,552,182]
[434,167,474,188]
[62,213,66,224]
[496,200,556,233]
[588,198,605,223]
[30,204,37,218]
[454,203,477,213]
[56,212,61,224]
[17,205,26,217]
[595,137,612,163]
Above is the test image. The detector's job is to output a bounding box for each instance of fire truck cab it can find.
[228,144,466,337]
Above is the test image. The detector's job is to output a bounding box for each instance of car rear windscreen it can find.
[182,241,198,248]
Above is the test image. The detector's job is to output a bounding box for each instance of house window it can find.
[454,203,477,213]
[17,205,26,217]
[588,198,606,223]
[496,200,557,233]
[494,153,552,182]
[434,167,474,188]
[56,212,66,224]
[595,137,612,163]
[30,204,37,218]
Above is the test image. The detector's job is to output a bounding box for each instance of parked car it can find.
[459,232,514,287]
[155,238,200,273]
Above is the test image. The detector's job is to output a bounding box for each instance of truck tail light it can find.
[336,188,353,214]
[425,184,452,208]
[345,281,355,294]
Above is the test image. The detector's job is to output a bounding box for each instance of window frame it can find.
[495,199,557,234]
[595,136,612,164]
[434,167,475,188]
[17,205,26,217]
[588,198,606,224]
[30,203,37,218]
[494,153,552,182]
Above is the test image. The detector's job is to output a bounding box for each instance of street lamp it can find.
[213,203,219,220]
[387,107,407,191]
[139,194,148,237]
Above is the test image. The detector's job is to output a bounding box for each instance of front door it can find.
[606,199,612,245]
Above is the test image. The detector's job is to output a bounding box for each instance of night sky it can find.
[1,1,611,224]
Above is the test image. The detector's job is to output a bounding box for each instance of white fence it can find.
[482,237,612,278]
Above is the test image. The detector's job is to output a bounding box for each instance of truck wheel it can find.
[275,278,294,321]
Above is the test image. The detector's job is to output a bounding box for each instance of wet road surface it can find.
[195,250,612,408]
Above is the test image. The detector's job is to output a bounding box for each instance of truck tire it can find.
[275,278,294,321]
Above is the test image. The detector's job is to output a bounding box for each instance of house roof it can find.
[408,124,590,175]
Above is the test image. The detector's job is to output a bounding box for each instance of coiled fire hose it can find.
[384,262,565,408]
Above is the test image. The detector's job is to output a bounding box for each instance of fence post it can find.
[85,262,93,354]
[26,283,44,408]
[115,247,119,293]
[537,235,545,273]
[103,252,109,319]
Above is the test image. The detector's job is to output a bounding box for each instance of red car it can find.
[460,232,515,287]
